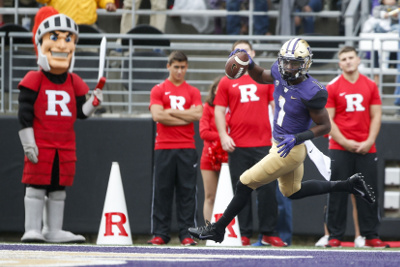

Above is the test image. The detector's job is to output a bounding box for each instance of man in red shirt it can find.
[149,51,203,246]
[325,46,387,248]
[18,6,103,243]
[214,40,288,247]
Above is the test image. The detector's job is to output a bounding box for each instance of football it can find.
[225,51,249,79]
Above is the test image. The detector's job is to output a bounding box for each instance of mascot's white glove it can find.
[18,127,39,163]
[82,88,103,117]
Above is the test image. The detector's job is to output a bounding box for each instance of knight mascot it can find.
[18,6,103,243]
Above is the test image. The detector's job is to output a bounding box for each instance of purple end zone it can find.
[1,243,399,267]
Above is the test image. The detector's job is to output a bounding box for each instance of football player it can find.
[18,6,102,243]
[188,38,376,243]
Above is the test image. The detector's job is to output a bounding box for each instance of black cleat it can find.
[348,173,376,204]
[188,220,225,243]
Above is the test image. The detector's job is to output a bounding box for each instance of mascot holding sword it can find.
[18,6,106,243]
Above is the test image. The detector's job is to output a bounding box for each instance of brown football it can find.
[225,51,249,79]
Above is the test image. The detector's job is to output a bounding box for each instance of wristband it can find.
[294,130,314,144]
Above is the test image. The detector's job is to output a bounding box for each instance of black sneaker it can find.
[348,173,375,204]
[188,220,225,243]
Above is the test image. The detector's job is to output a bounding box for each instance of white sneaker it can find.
[315,235,329,247]
[354,236,366,248]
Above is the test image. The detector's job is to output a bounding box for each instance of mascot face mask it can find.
[33,8,79,74]
[41,30,77,75]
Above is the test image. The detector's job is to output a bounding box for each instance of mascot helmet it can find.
[32,6,79,72]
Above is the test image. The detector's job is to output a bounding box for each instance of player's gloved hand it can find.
[277,134,297,158]
[18,127,39,163]
[228,48,254,70]
[82,88,103,117]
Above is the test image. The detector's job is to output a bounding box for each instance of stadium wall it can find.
[0,117,399,239]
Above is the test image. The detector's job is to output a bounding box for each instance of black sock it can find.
[289,180,333,199]
[215,181,253,231]
[331,179,351,193]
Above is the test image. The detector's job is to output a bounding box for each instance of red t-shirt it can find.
[150,79,203,150]
[199,102,219,142]
[326,74,382,153]
[214,75,274,147]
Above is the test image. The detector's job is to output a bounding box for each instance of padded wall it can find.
[0,117,399,238]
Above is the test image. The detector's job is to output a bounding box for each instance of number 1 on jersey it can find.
[277,95,286,127]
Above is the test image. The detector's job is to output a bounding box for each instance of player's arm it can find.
[356,104,381,154]
[168,104,203,122]
[215,105,235,152]
[277,90,331,158]
[305,90,331,138]
[234,48,274,84]
[248,64,274,84]
[150,104,190,126]
[308,107,331,138]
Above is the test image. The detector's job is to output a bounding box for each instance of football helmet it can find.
[278,38,313,81]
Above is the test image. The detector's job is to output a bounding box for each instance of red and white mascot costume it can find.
[18,6,102,243]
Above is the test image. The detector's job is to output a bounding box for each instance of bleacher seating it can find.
[358,32,398,76]
[0,0,399,116]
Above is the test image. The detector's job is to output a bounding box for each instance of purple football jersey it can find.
[270,61,327,141]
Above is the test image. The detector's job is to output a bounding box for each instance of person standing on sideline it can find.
[324,46,388,248]
[199,75,228,223]
[188,38,375,244]
[214,40,288,247]
[149,50,203,246]
[18,6,103,243]
[315,195,365,247]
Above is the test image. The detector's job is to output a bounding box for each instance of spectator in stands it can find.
[199,75,228,222]
[324,46,388,248]
[18,6,103,243]
[362,0,400,112]
[214,40,288,247]
[36,0,117,26]
[276,0,310,35]
[362,0,400,33]
[226,0,271,35]
[294,0,324,34]
[361,0,399,92]
[208,0,224,34]
[120,0,167,34]
[148,50,203,246]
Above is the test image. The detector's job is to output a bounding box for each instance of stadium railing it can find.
[1,0,399,116]
[1,32,400,116]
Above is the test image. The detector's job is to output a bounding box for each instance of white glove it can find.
[82,89,103,117]
[19,127,39,163]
